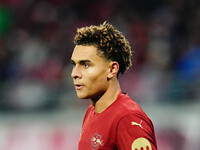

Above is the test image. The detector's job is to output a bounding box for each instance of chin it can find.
[76,93,89,99]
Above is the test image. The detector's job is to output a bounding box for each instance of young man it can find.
[71,22,157,150]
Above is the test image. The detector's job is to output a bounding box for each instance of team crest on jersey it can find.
[91,133,104,150]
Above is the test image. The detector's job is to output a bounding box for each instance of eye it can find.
[83,63,89,68]
[71,61,76,67]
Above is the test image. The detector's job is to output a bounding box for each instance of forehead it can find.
[71,45,105,62]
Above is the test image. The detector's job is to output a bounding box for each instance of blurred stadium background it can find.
[0,0,200,149]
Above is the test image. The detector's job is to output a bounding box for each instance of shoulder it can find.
[115,93,148,120]
[115,93,155,134]
[115,94,157,149]
[116,112,157,150]
[117,112,154,135]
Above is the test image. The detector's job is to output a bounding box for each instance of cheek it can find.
[86,68,108,89]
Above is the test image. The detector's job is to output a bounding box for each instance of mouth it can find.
[74,84,84,90]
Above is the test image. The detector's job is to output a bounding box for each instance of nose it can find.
[71,66,82,79]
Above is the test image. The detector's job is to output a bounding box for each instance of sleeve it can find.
[116,113,157,150]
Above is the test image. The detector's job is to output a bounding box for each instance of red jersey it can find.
[78,92,157,150]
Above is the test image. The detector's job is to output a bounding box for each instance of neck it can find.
[90,78,121,113]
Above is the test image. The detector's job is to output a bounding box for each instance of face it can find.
[71,45,111,100]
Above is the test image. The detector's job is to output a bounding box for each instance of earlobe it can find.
[107,61,119,79]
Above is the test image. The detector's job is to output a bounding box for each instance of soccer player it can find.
[71,22,157,150]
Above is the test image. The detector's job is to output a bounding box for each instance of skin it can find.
[71,45,121,113]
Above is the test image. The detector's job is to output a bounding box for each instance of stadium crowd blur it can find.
[0,0,200,149]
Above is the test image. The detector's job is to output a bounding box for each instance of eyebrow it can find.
[70,59,91,64]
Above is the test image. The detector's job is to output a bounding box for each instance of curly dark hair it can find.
[74,21,132,74]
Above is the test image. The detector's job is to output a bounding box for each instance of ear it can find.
[107,61,119,79]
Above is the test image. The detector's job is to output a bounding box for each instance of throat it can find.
[91,90,121,113]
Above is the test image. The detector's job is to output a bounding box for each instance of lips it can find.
[74,84,84,90]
